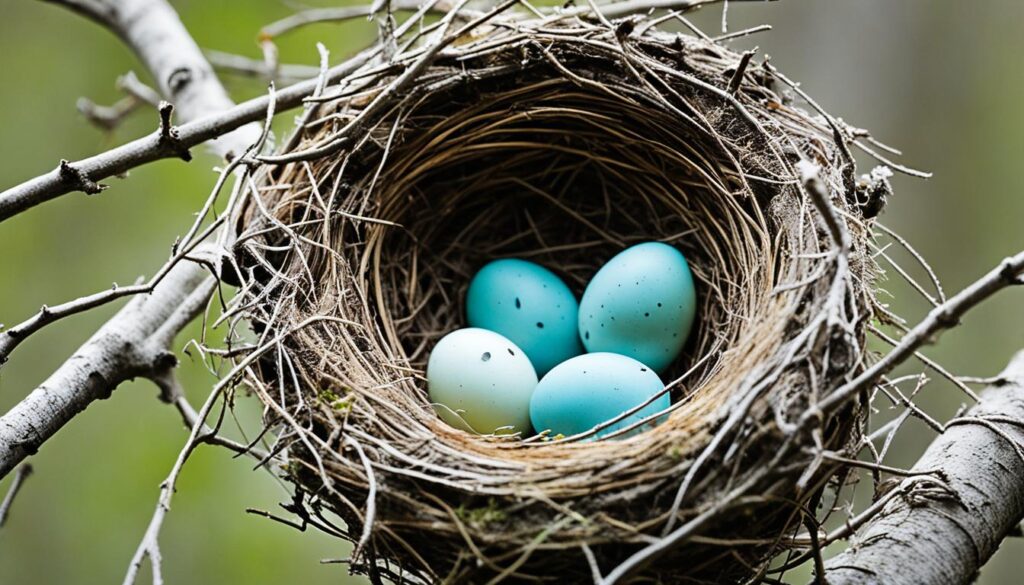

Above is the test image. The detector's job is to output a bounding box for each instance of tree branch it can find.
[0,0,769,222]
[823,351,1024,585]
[0,41,371,222]
[564,0,777,21]
[807,249,1024,420]
[0,265,216,478]
[42,0,257,158]
[0,0,259,480]
[77,72,164,132]
[122,316,327,584]
[204,50,321,84]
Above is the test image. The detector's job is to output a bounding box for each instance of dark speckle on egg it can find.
[481,352,491,362]
[507,347,515,356]
[514,297,521,309]
[640,367,647,372]
[584,331,590,340]
[536,322,544,329]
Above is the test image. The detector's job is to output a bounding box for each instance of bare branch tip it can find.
[0,463,34,528]
[727,48,757,95]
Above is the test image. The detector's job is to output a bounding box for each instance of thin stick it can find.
[122,317,331,584]
[259,0,459,39]
[205,50,321,83]
[813,249,1024,418]
[0,47,371,222]
[0,0,260,481]
[0,464,33,528]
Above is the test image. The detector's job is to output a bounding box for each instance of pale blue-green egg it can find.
[427,328,537,435]
[529,353,669,439]
[578,242,697,372]
[466,259,583,376]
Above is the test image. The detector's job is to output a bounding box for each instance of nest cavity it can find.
[235,11,877,584]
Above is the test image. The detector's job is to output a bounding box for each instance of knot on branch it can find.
[11,439,39,457]
[157,102,193,162]
[998,256,1024,285]
[58,159,106,195]
[166,67,194,96]
[87,370,115,400]
[153,349,179,373]
[932,306,961,329]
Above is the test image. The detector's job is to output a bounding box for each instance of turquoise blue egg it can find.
[466,259,583,376]
[578,242,697,372]
[427,328,537,435]
[529,353,669,439]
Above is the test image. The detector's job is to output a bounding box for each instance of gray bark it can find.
[0,48,370,223]
[0,0,258,479]
[823,351,1024,584]
[47,0,259,160]
[0,0,368,223]
[0,266,214,478]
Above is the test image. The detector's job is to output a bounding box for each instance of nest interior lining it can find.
[237,24,873,584]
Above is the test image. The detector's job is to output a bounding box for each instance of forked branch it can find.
[0,265,216,477]
[810,250,1024,418]
[0,0,767,223]
[823,351,1024,584]
[0,0,260,480]
[42,0,255,154]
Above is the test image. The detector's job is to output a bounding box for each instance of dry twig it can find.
[0,464,33,528]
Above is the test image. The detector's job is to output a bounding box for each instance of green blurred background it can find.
[1,0,1022,582]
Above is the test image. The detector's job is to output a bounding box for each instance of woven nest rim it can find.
[233,13,877,584]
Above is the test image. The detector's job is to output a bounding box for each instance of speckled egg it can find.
[427,328,538,435]
[529,353,669,439]
[578,242,697,372]
[466,259,583,376]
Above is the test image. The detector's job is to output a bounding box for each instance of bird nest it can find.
[231,6,879,584]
